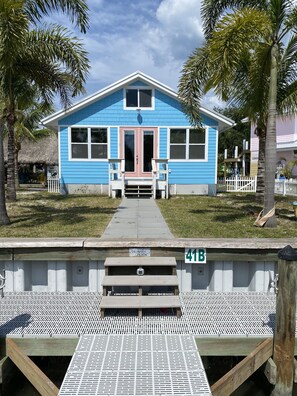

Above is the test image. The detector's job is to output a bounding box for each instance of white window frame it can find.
[124,86,155,110]
[69,126,109,161]
[169,127,208,161]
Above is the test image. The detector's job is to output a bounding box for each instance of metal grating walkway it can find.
[59,334,211,396]
[0,291,277,337]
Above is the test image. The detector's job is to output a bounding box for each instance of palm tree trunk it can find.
[0,120,10,225]
[263,43,277,227]
[15,150,19,189]
[255,126,265,200]
[6,108,17,201]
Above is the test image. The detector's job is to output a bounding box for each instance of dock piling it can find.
[271,245,297,396]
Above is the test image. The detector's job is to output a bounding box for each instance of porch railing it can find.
[47,177,60,193]
[108,159,125,198]
[152,159,169,199]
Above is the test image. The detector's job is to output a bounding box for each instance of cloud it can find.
[45,0,221,110]
[82,0,204,92]
[153,0,204,61]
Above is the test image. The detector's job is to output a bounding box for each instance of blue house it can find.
[42,71,234,198]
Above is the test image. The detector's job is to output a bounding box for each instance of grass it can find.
[157,193,297,238]
[1,191,296,239]
[0,192,119,238]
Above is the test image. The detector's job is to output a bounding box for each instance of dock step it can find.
[102,275,179,287]
[100,295,181,318]
[104,256,177,267]
[100,256,181,317]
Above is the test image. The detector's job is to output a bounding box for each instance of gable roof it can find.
[42,71,234,131]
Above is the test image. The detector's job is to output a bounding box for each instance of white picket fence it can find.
[222,176,257,192]
[220,176,297,197]
[47,177,60,193]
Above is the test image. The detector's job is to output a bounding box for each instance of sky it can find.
[46,0,222,110]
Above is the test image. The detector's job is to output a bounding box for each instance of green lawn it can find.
[157,193,297,238]
[0,192,119,238]
[1,191,296,238]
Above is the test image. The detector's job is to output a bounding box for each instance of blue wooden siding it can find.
[168,127,217,185]
[110,127,118,158]
[58,84,219,186]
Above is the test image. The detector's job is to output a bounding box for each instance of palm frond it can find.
[24,25,89,97]
[24,0,89,33]
[201,0,266,38]
[178,45,210,125]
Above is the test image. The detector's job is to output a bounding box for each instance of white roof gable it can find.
[42,71,234,131]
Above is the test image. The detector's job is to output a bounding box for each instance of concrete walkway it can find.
[100,198,174,240]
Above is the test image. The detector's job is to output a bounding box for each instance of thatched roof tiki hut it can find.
[4,134,58,185]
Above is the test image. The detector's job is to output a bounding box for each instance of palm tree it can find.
[179,1,297,227]
[0,0,89,214]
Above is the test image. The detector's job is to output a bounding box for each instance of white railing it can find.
[223,176,257,192]
[47,177,60,193]
[220,176,297,196]
[275,179,297,196]
[152,159,169,199]
[108,159,125,198]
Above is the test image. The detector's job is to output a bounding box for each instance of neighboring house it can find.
[4,134,58,184]
[250,115,297,178]
[42,71,234,197]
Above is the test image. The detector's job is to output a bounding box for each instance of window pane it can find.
[72,144,88,159]
[170,145,186,159]
[190,128,205,143]
[91,128,107,143]
[71,128,87,143]
[139,90,152,107]
[189,145,205,159]
[125,131,135,171]
[126,89,138,107]
[170,129,186,143]
[91,145,107,159]
[143,131,154,172]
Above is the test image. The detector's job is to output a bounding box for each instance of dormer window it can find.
[125,88,153,109]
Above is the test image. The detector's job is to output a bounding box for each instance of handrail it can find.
[151,158,169,199]
[108,159,125,197]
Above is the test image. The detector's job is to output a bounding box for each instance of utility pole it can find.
[271,245,297,396]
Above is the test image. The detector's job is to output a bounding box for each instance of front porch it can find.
[108,158,169,199]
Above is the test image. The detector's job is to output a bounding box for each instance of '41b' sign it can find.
[185,248,206,264]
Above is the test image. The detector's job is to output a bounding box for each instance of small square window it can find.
[139,89,152,107]
[72,144,88,159]
[190,129,205,144]
[91,128,107,143]
[126,89,138,107]
[170,129,186,144]
[71,128,88,143]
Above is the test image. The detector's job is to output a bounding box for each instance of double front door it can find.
[120,128,158,177]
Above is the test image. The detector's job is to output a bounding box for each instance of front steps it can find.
[124,184,153,198]
[100,257,181,318]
